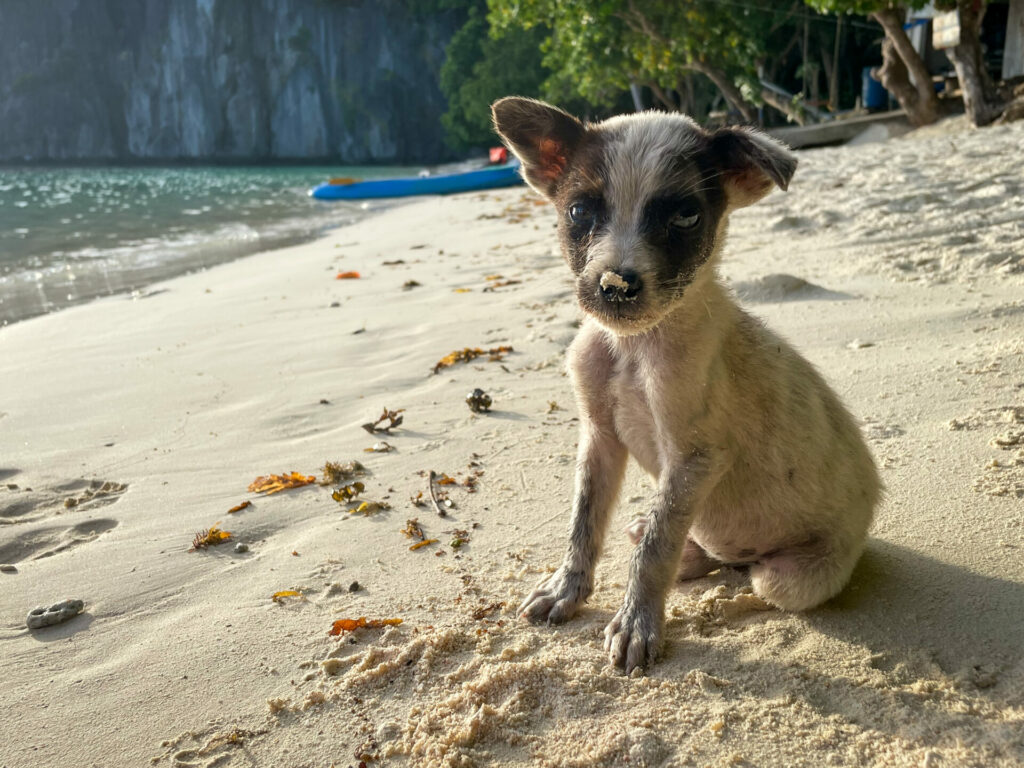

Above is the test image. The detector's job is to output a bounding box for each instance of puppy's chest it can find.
[607,355,699,474]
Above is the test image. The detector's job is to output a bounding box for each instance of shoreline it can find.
[1,122,1022,767]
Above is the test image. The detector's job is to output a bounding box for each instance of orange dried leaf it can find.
[484,274,503,280]
[409,538,438,551]
[437,474,457,486]
[453,287,472,294]
[227,501,251,514]
[329,616,403,636]
[272,590,302,603]
[248,472,316,495]
[335,271,361,279]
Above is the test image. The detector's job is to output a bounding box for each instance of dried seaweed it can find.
[328,617,403,636]
[472,601,505,620]
[400,518,426,541]
[432,346,513,374]
[248,472,316,495]
[331,481,365,503]
[362,407,404,434]
[351,500,389,516]
[190,523,231,551]
[335,271,361,279]
[227,501,251,514]
[409,538,438,551]
[483,279,522,292]
[320,460,366,486]
[271,590,303,603]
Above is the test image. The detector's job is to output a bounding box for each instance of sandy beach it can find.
[1,117,1022,768]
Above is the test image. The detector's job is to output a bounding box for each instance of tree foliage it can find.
[438,4,550,149]
[488,0,808,121]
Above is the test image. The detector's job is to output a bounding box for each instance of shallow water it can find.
[0,165,416,325]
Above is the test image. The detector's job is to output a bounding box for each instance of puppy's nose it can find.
[599,269,642,302]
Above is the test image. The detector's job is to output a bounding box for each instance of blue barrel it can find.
[862,66,888,110]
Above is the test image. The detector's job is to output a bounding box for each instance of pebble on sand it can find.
[26,599,85,629]
[0,564,17,573]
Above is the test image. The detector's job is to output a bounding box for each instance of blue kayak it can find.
[309,161,523,200]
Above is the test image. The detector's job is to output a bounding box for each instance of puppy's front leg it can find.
[605,456,706,673]
[519,420,627,624]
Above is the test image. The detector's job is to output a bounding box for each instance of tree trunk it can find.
[871,8,940,126]
[689,62,757,122]
[945,1,1005,125]
[647,82,679,111]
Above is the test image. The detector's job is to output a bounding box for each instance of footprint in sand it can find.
[0,478,127,524]
[0,518,119,563]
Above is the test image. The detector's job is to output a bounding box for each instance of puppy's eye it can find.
[569,202,593,224]
[669,211,701,229]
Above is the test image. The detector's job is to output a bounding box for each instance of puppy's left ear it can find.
[708,127,797,209]
[492,97,585,199]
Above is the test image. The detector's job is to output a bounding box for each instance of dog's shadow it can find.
[813,539,1024,671]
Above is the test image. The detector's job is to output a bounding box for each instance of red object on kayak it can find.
[489,147,508,164]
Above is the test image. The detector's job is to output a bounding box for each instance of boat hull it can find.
[310,162,523,200]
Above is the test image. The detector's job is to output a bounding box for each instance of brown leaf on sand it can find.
[432,346,513,374]
[329,617,403,636]
[335,271,361,279]
[190,523,231,551]
[409,538,439,551]
[271,590,303,603]
[227,501,251,514]
[248,472,316,495]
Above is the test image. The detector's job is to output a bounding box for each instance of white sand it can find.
[2,119,1022,768]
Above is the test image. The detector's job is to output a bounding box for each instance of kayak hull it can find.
[310,162,523,200]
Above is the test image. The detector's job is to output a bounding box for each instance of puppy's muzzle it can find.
[600,269,642,302]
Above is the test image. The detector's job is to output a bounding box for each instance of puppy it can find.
[491,97,881,674]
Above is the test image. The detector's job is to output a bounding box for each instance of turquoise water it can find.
[0,165,418,325]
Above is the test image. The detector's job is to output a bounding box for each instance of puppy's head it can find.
[492,97,796,335]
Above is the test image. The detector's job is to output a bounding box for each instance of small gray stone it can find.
[0,564,17,574]
[348,581,360,593]
[26,599,84,629]
[234,542,249,553]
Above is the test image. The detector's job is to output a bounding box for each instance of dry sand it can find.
[1,118,1022,768]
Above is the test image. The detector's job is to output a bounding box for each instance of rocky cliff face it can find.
[0,0,459,163]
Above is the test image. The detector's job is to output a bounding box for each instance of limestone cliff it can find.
[0,0,459,163]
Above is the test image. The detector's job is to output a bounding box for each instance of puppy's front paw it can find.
[604,602,661,674]
[518,567,590,624]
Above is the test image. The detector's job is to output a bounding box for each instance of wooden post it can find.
[830,15,843,111]
[1005,0,1024,80]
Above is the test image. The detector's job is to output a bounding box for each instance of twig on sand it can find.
[428,471,449,518]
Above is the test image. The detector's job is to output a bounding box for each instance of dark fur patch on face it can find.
[550,118,730,329]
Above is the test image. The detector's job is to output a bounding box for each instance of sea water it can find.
[0,165,418,325]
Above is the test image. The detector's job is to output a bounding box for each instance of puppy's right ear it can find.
[492,97,585,199]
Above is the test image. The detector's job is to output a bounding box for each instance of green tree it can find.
[488,0,809,124]
[439,5,550,149]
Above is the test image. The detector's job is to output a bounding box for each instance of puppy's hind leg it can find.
[749,536,862,612]
[626,519,720,581]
